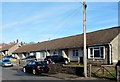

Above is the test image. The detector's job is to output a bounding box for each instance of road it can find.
[2,66,61,80]
[1,66,116,82]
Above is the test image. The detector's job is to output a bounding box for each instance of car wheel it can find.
[64,60,68,64]
[45,68,49,73]
[23,68,26,73]
[32,69,37,75]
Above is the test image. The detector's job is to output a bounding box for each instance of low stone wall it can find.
[62,66,84,76]
[87,59,107,66]
[48,63,63,74]
[48,63,84,76]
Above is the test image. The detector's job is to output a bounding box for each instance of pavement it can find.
[45,73,98,80]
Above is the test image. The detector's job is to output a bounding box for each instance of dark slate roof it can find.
[13,26,120,53]
[13,44,37,53]
[1,43,17,51]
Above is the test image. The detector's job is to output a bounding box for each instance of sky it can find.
[1,1,118,43]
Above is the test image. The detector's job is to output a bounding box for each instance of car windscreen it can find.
[3,60,10,62]
[51,55,58,58]
[46,56,51,59]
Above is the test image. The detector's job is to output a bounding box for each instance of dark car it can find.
[44,56,51,63]
[23,60,49,75]
[22,55,36,60]
[45,55,69,64]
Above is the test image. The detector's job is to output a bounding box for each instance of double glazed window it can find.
[73,50,79,57]
[88,46,105,59]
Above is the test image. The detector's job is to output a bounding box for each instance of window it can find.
[73,50,79,57]
[53,50,61,56]
[100,47,104,58]
[90,48,93,58]
[40,52,46,59]
[31,62,36,65]
[27,62,32,65]
[94,48,100,57]
[88,46,105,59]
[53,50,58,55]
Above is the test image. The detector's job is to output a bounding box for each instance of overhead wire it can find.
[49,3,83,40]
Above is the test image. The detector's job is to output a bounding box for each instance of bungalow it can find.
[13,44,39,59]
[13,26,120,65]
[0,43,8,49]
[0,42,21,57]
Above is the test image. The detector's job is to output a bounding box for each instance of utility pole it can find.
[83,0,87,77]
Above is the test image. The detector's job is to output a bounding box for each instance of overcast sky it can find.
[1,1,118,43]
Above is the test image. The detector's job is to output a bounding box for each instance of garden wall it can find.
[48,63,84,76]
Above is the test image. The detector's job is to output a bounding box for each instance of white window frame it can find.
[88,46,105,59]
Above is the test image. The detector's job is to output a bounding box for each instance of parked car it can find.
[23,60,49,75]
[3,55,17,60]
[44,55,69,64]
[22,55,36,60]
[0,60,2,65]
[0,59,13,67]
[44,56,51,63]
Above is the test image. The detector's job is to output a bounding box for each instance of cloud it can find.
[3,22,18,28]
[3,3,81,29]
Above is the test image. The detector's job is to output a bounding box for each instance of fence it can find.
[116,66,120,82]
[88,64,116,80]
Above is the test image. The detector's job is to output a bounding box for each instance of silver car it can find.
[0,60,13,67]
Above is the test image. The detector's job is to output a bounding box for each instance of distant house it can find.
[13,26,120,65]
[13,44,38,59]
[0,42,21,56]
[0,43,8,49]
[0,44,7,56]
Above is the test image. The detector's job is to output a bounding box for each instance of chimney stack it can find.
[16,39,19,43]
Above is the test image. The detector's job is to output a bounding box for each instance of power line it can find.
[49,4,83,39]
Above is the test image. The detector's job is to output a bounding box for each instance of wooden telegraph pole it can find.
[83,0,87,78]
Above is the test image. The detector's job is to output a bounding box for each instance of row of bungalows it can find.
[13,26,120,65]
